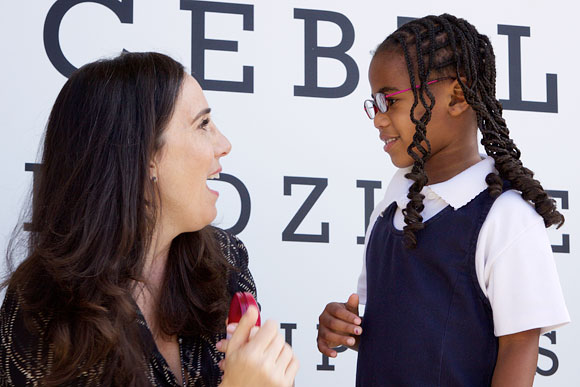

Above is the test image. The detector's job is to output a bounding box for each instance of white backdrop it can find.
[0,1,578,385]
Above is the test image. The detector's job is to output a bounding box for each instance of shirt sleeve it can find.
[476,190,570,336]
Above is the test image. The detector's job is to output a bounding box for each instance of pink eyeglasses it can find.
[363,77,454,119]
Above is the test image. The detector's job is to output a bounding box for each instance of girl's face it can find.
[368,50,459,169]
[152,74,231,235]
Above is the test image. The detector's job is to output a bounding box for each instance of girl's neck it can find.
[424,142,482,185]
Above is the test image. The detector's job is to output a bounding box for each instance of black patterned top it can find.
[0,229,257,386]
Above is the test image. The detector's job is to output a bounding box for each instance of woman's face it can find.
[152,74,231,235]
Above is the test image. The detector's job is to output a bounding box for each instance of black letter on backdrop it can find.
[282,177,329,243]
[215,173,251,235]
[356,180,382,245]
[294,9,359,98]
[397,16,416,27]
[23,163,41,232]
[537,331,559,376]
[44,0,134,78]
[280,323,297,346]
[497,25,558,113]
[315,324,347,371]
[546,190,569,253]
[180,0,254,93]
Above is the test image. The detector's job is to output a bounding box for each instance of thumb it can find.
[345,293,359,315]
[226,305,259,354]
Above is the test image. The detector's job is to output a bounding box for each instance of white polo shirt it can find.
[357,156,570,337]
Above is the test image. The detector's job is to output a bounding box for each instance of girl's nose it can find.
[373,111,391,130]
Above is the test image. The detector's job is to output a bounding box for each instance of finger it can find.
[246,319,279,352]
[320,313,362,336]
[275,343,293,370]
[319,328,356,348]
[226,323,238,335]
[317,335,338,358]
[325,303,361,325]
[283,356,300,386]
[345,293,360,316]
[216,339,228,353]
[249,326,259,340]
[226,305,259,354]
[218,358,226,372]
[264,332,286,361]
[319,313,361,336]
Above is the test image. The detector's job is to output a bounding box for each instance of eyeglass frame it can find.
[363,77,455,119]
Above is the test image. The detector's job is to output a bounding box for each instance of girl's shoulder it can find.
[488,189,545,228]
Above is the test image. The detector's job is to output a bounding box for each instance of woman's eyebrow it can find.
[191,107,211,125]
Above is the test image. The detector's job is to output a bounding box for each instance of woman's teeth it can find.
[385,138,397,144]
[207,173,220,180]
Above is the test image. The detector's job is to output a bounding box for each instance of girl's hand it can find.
[218,306,299,387]
[317,293,362,357]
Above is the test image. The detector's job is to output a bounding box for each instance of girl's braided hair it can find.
[375,14,564,248]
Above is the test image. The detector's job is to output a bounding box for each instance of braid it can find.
[376,14,564,248]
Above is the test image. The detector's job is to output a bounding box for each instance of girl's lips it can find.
[383,137,398,152]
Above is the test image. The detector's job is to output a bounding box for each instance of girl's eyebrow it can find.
[377,86,400,94]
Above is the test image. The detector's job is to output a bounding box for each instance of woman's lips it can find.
[207,185,219,197]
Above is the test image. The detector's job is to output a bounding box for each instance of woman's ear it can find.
[149,161,158,182]
[448,80,470,117]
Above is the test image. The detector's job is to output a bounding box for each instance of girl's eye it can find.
[199,117,210,130]
[386,98,397,107]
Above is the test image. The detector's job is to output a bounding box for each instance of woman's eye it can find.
[386,98,397,107]
[199,117,210,130]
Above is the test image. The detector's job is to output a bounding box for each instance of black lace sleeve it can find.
[0,289,53,386]
[213,228,258,304]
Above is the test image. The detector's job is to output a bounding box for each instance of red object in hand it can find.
[228,292,261,326]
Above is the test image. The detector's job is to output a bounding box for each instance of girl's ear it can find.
[448,79,470,116]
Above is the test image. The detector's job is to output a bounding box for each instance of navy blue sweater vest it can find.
[356,189,499,386]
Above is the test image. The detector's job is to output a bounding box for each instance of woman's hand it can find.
[317,293,362,357]
[217,306,299,387]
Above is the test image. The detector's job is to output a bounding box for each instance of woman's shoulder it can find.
[211,227,249,268]
[0,287,52,386]
[211,227,257,297]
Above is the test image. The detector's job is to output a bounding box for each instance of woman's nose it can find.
[215,127,232,157]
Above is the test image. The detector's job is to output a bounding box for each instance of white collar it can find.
[394,155,496,210]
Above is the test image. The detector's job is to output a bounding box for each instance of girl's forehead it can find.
[368,51,410,89]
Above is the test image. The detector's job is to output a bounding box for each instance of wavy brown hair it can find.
[375,14,564,248]
[3,52,231,385]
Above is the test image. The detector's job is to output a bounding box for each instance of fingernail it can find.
[216,341,222,350]
[354,327,361,335]
[354,317,361,325]
[347,338,355,346]
[226,323,236,333]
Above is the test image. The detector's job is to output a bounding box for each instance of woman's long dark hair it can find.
[375,14,564,248]
[4,52,231,385]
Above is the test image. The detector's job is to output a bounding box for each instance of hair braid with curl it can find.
[376,14,564,248]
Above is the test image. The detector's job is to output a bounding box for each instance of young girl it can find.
[317,14,569,386]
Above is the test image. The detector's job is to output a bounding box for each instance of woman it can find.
[0,52,298,386]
